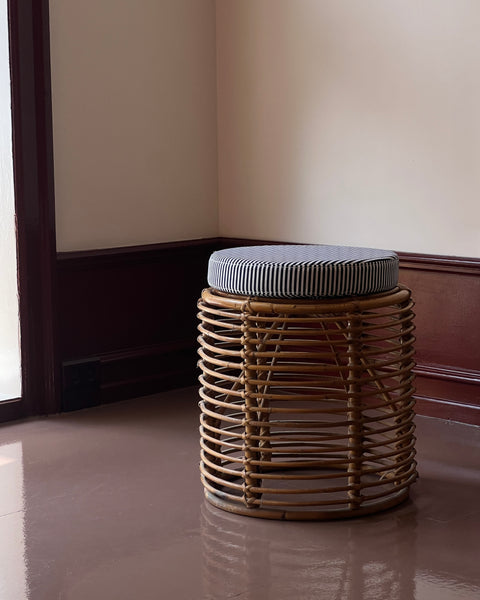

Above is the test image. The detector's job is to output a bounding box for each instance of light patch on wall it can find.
[217,0,480,257]
[51,0,218,252]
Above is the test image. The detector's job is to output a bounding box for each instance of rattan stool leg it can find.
[346,314,364,511]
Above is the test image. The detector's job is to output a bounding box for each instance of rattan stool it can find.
[198,245,417,520]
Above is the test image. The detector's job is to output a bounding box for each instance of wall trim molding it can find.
[57,237,220,266]
[414,396,480,426]
[58,239,480,272]
[397,252,480,276]
[414,363,480,386]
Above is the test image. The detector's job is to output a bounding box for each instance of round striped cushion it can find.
[207,245,399,298]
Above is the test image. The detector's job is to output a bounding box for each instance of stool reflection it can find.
[201,500,417,600]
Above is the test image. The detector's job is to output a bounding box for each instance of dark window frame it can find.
[0,0,59,423]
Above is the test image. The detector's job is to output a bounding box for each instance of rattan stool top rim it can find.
[202,285,411,314]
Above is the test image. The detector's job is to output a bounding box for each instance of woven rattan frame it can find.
[198,286,417,520]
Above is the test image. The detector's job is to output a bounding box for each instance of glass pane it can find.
[0,0,21,401]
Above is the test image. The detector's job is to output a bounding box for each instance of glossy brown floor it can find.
[0,387,479,600]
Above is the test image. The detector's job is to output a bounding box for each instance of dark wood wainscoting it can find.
[57,239,480,425]
[57,239,219,410]
[397,253,480,425]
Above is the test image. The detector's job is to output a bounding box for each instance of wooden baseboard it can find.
[57,238,480,424]
[99,342,198,404]
[414,396,480,426]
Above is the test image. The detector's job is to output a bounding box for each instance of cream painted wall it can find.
[217,0,480,257]
[51,0,218,252]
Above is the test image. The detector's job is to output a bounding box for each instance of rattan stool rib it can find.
[198,245,417,520]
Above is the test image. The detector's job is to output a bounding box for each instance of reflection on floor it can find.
[0,387,479,600]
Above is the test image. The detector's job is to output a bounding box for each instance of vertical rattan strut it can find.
[198,286,417,520]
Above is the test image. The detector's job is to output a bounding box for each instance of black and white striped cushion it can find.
[208,245,399,298]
